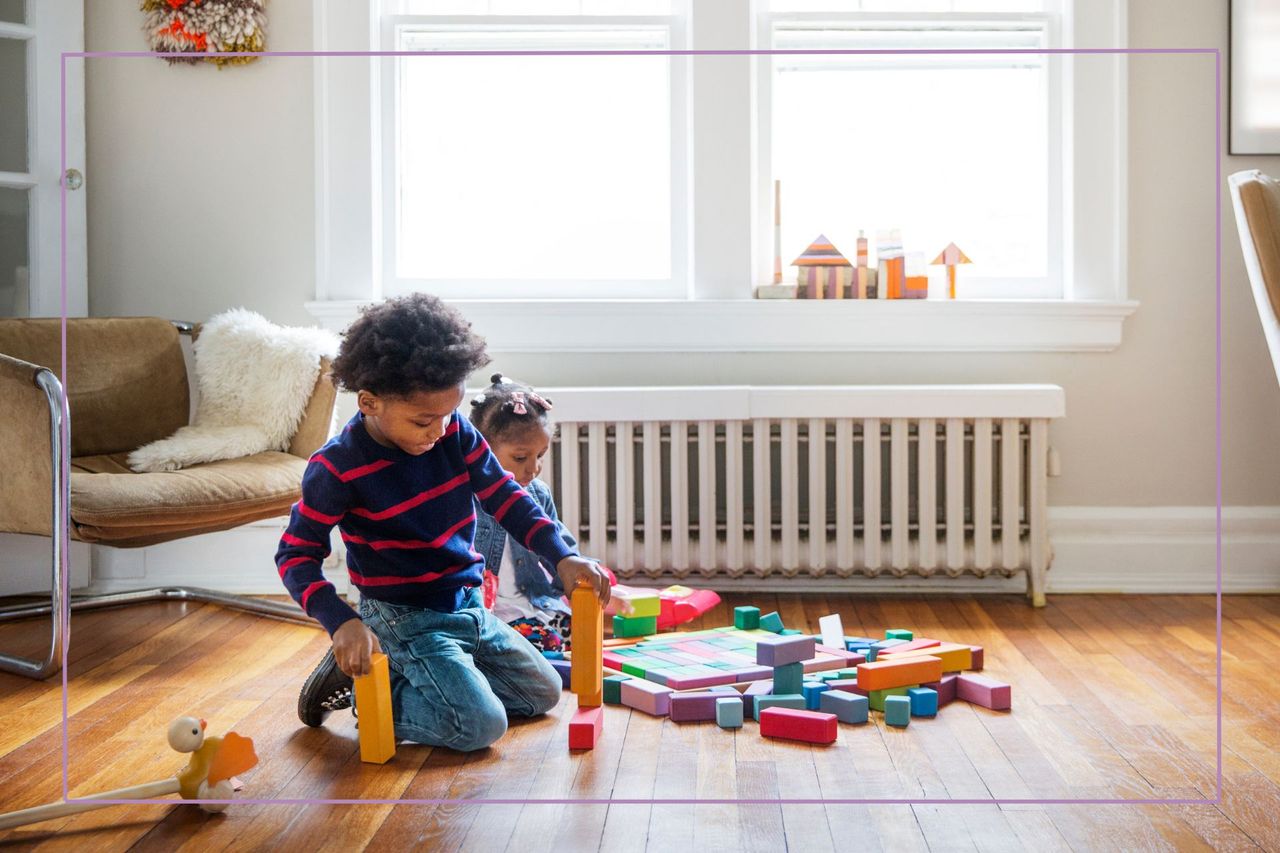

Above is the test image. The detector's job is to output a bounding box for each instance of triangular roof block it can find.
[931,242,973,266]
[792,234,852,267]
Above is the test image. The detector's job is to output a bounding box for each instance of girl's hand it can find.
[332,618,383,677]
[556,556,611,607]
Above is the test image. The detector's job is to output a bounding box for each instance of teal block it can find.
[779,629,804,636]
[802,681,830,710]
[884,695,911,727]
[753,693,806,722]
[541,650,565,660]
[885,629,914,641]
[613,614,658,638]
[758,611,785,633]
[773,662,804,695]
[908,687,938,717]
[733,606,761,630]
[819,689,869,724]
[716,697,744,729]
[857,647,877,662]
[603,674,630,705]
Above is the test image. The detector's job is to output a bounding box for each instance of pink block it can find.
[662,672,738,691]
[888,638,942,655]
[620,677,674,716]
[828,679,868,696]
[730,665,774,682]
[602,651,628,671]
[969,646,985,671]
[921,673,957,707]
[956,673,1010,710]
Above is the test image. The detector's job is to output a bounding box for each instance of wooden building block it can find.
[956,673,1011,710]
[670,692,734,722]
[622,593,661,618]
[568,706,603,750]
[352,653,396,764]
[613,614,658,638]
[571,583,604,707]
[773,662,804,695]
[856,656,943,692]
[756,635,817,667]
[826,678,864,695]
[759,707,838,744]
[734,606,761,630]
[885,629,913,640]
[880,642,972,672]
[819,689,869,724]
[753,694,806,722]
[921,674,957,706]
[603,674,630,705]
[742,680,774,716]
[969,645,985,671]
[758,611,785,633]
[908,687,938,717]
[551,659,572,689]
[716,697,744,728]
[620,677,674,716]
[845,636,879,649]
[802,681,830,710]
[870,638,909,653]
[855,647,877,662]
[868,686,912,712]
[887,638,941,655]
[779,629,805,636]
[883,695,911,727]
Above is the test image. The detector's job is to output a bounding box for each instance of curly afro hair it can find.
[330,294,490,396]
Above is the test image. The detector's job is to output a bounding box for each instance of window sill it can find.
[305,298,1139,353]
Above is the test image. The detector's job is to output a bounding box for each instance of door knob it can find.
[63,169,83,190]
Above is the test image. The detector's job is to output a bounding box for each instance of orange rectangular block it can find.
[856,655,943,692]
[880,642,973,672]
[352,653,396,764]
[570,583,603,707]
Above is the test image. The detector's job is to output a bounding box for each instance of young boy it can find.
[277,294,610,752]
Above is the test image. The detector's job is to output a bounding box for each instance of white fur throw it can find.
[127,309,338,473]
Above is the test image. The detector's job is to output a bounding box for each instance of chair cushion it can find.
[1240,174,1280,328]
[70,451,307,547]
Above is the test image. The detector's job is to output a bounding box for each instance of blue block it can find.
[802,681,830,710]
[541,650,566,660]
[870,638,908,653]
[773,662,804,695]
[819,689,869,724]
[856,647,877,663]
[758,611,785,633]
[753,693,806,722]
[845,636,879,649]
[550,659,572,689]
[716,697,744,729]
[884,695,911,727]
[908,687,938,717]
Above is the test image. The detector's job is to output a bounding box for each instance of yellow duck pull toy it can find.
[0,716,259,831]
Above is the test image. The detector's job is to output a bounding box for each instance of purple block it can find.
[551,659,572,689]
[662,672,739,691]
[956,673,1010,710]
[671,692,741,722]
[621,677,674,716]
[969,645,985,671]
[741,680,774,715]
[921,674,957,707]
[730,665,775,683]
[756,635,817,667]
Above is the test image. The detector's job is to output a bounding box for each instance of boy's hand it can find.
[557,556,611,607]
[332,618,383,678]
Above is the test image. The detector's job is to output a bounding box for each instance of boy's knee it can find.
[444,703,508,752]
[528,668,562,716]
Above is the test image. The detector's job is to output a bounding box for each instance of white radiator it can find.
[537,385,1064,606]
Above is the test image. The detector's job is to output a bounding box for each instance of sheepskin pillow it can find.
[127,309,338,473]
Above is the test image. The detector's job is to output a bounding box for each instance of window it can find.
[381,1,687,299]
[764,13,1059,297]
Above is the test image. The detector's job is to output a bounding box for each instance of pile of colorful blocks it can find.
[560,603,1010,748]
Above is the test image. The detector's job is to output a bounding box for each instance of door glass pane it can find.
[0,187,29,316]
[0,1,24,25]
[0,38,27,173]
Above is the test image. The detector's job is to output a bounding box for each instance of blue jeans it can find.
[358,587,563,752]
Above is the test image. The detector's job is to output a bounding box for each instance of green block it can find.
[753,693,806,722]
[758,611,785,633]
[885,629,913,641]
[603,674,631,705]
[817,671,844,681]
[733,606,761,630]
[621,662,650,678]
[613,614,658,638]
[779,629,805,636]
[884,695,911,727]
[836,668,860,679]
[868,686,912,712]
[773,662,804,695]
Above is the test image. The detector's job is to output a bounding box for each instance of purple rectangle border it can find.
[58,47,1224,808]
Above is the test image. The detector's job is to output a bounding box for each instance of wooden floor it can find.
[0,593,1277,852]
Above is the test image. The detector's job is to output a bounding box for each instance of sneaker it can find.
[297,649,353,727]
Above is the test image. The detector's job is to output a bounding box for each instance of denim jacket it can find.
[473,478,574,616]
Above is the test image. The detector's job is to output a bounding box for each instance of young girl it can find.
[469,374,608,652]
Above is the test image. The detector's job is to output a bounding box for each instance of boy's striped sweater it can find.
[275,411,578,635]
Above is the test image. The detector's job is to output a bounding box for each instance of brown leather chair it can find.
[1229,170,1280,385]
[0,317,335,678]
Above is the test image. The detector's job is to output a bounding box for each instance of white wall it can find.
[84,0,1280,514]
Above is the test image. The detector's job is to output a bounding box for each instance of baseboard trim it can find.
[75,506,1279,598]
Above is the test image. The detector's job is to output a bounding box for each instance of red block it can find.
[602,651,629,671]
[569,706,604,749]
[759,707,838,745]
[956,673,1010,710]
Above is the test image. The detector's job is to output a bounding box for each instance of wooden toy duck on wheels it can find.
[0,716,258,830]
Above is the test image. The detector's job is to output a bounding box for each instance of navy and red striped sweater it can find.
[275,411,578,635]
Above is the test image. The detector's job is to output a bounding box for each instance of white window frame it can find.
[309,0,1137,353]
[379,14,690,300]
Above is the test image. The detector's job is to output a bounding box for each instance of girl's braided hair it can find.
[468,374,554,442]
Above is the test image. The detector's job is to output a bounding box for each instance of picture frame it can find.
[1229,0,1280,155]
